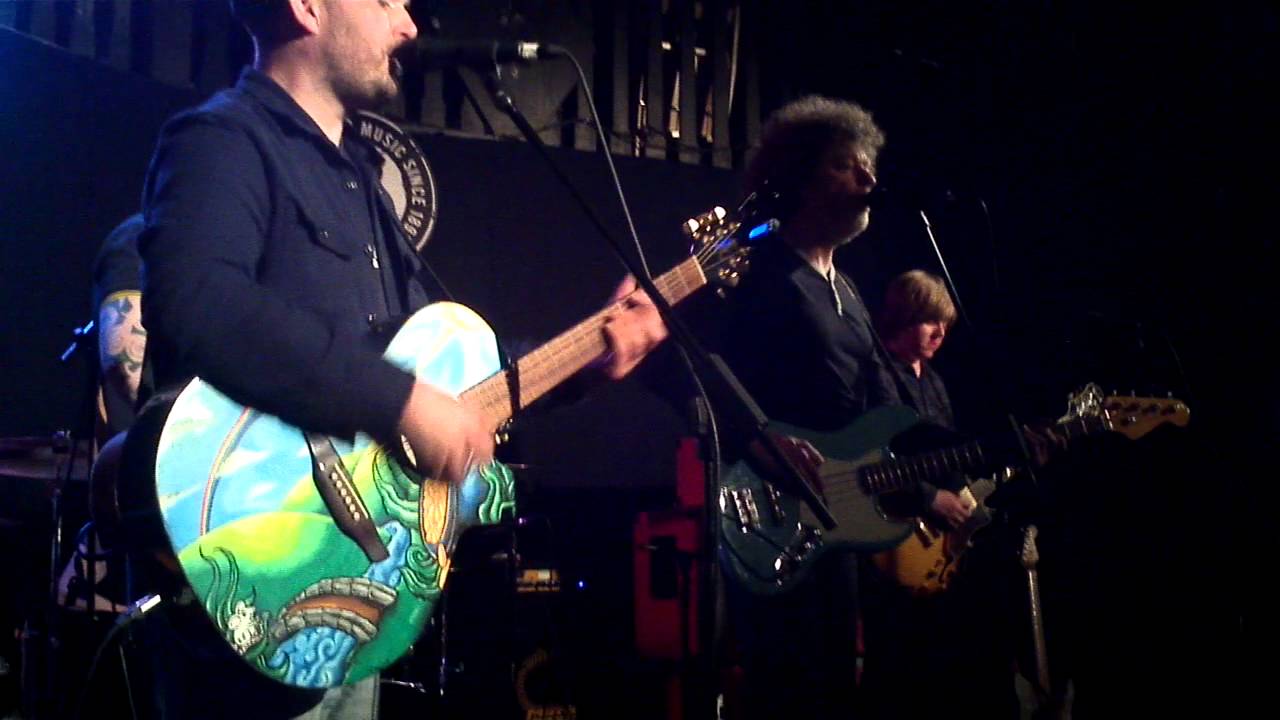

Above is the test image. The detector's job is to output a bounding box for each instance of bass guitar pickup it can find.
[721,486,762,533]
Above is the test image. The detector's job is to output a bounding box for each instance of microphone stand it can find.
[484,74,836,719]
[917,208,1041,483]
[25,318,101,719]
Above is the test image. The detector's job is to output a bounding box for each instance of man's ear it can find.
[285,0,323,36]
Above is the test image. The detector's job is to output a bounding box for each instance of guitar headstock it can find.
[1064,382,1191,441]
[684,192,778,291]
[1019,524,1040,570]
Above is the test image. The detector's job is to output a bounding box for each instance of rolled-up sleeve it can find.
[140,115,414,442]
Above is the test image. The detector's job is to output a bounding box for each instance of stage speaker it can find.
[633,437,705,662]
[439,521,577,720]
[632,510,701,662]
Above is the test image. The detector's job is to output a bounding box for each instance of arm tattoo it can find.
[99,290,146,409]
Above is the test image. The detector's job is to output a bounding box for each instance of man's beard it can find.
[332,51,403,112]
[835,207,871,244]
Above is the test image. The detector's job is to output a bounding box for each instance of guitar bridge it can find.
[772,525,823,583]
[305,432,389,563]
[762,481,785,521]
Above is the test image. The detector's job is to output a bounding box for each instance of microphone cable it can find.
[557,48,651,278]
[72,593,162,720]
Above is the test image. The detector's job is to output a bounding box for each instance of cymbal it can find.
[0,436,92,483]
[0,436,64,453]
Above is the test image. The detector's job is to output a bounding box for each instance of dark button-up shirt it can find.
[722,237,900,433]
[888,357,955,432]
[140,68,431,442]
[886,356,963,503]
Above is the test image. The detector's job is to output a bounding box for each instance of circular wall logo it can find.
[355,111,438,251]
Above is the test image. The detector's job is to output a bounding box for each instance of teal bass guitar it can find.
[718,387,1189,596]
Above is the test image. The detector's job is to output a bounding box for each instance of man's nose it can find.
[856,163,877,193]
[395,5,419,41]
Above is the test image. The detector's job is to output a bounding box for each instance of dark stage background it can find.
[2,2,1272,717]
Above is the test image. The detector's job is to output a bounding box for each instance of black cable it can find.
[487,52,795,720]
[118,643,138,720]
[917,208,1046,484]
[1152,322,1194,407]
[73,619,131,720]
[560,47,728,720]
[560,50,651,278]
[976,197,1001,299]
[72,594,161,720]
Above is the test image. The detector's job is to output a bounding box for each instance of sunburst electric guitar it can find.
[718,384,1189,595]
[868,466,1012,597]
[870,383,1188,596]
[117,205,756,688]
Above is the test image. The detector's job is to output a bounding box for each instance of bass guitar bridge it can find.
[771,524,823,584]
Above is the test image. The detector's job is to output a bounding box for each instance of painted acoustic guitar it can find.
[718,384,1189,595]
[117,205,755,688]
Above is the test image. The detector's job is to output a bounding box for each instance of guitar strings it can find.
[462,255,708,424]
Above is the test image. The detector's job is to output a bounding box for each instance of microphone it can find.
[867,182,956,208]
[416,38,566,70]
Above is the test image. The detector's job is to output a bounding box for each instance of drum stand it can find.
[19,319,123,719]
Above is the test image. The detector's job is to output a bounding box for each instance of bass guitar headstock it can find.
[1063,382,1191,441]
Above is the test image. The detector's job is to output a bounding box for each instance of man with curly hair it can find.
[718,94,1063,719]
[726,95,896,431]
[719,95,928,719]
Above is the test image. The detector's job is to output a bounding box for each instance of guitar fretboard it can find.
[460,256,707,426]
[856,414,1110,495]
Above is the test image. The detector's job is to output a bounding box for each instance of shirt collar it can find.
[238,68,331,141]
[237,67,379,169]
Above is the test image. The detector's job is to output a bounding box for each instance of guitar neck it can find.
[460,256,707,426]
[859,414,1109,496]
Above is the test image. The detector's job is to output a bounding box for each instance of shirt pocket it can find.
[294,199,353,260]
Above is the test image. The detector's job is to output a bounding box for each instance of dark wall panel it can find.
[1,26,740,494]
[1,26,198,438]
[410,131,741,490]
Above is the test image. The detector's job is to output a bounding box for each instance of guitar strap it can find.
[304,431,389,562]
[831,272,916,406]
[833,272,968,502]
